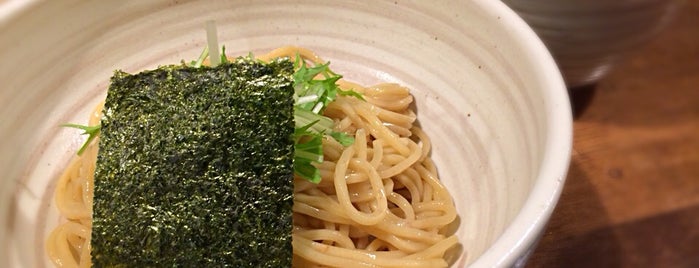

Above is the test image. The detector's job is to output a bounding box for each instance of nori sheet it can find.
[91,58,295,267]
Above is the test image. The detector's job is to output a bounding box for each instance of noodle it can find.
[47,102,101,268]
[47,47,459,267]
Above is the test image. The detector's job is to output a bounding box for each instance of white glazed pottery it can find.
[0,0,572,267]
[503,0,682,87]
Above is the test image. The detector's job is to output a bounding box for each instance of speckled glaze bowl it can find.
[0,0,572,267]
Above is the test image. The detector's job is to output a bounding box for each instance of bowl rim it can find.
[468,0,572,267]
[0,0,38,27]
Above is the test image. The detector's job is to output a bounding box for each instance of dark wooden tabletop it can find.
[525,2,699,268]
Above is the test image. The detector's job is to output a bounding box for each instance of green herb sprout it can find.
[61,123,100,155]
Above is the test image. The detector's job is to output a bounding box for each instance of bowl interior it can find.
[0,0,571,267]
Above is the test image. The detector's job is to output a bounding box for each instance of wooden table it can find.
[525,2,699,268]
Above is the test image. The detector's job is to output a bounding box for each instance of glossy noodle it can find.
[47,47,459,267]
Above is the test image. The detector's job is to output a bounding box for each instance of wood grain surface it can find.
[525,1,699,267]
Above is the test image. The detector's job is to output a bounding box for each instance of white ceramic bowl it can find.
[0,0,572,267]
[503,0,681,87]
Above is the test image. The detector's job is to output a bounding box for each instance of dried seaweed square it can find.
[91,58,295,267]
